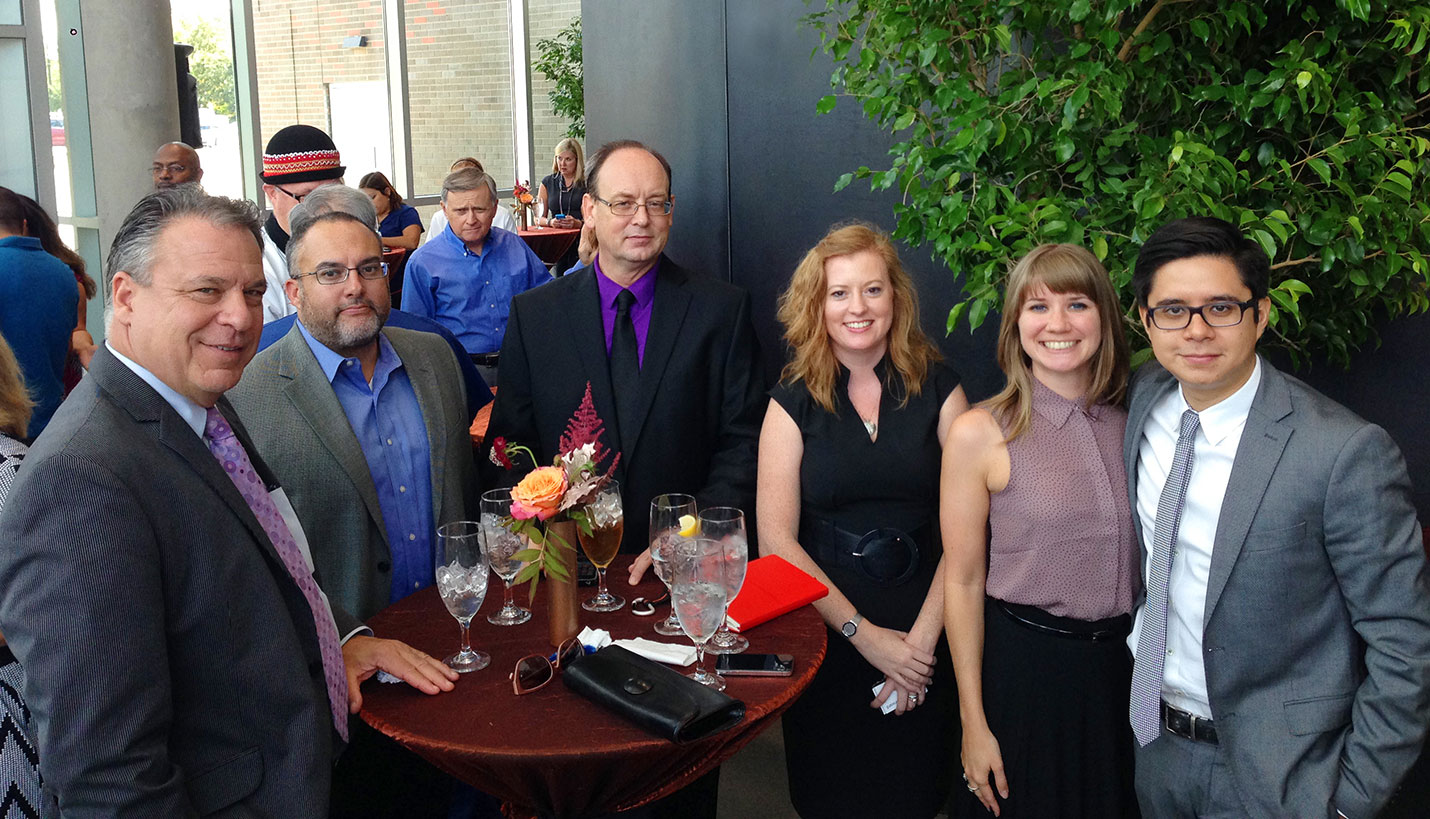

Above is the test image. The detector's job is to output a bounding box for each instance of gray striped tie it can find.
[1130,408,1200,746]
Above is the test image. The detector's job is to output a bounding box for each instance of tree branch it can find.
[1117,1,1167,62]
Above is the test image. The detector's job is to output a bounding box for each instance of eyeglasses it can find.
[294,261,388,285]
[272,184,309,203]
[1146,299,1259,331]
[151,163,189,175]
[511,638,585,695]
[592,196,673,218]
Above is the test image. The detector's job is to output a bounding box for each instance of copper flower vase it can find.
[545,517,581,646]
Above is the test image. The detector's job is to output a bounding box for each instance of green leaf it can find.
[1093,234,1109,261]
[1069,0,1091,23]
[1055,136,1076,163]
[1189,18,1210,40]
[893,110,916,131]
[1170,145,1184,165]
[1295,70,1312,89]
[1307,157,1332,185]
[946,301,969,335]
[816,95,837,115]
[833,173,853,193]
[968,298,992,332]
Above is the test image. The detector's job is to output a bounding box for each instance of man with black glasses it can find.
[259,124,347,323]
[1124,216,1430,818]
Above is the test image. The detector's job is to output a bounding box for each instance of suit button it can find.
[378,561,391,572]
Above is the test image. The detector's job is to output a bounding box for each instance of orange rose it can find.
[511,466,568,521]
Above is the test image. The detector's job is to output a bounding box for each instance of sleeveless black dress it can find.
[774,358,960,818]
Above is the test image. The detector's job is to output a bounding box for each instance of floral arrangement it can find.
[489,382,619,599]
[512,179,536,225]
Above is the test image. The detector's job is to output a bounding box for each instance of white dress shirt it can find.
[1129,357,1263,718]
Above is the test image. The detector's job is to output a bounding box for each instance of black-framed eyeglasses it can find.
[592,196,673,218]
[1146,299,1259,331]
[272,184,309,203]
[294,261,388,285]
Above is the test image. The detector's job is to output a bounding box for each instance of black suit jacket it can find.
[486,257,765,551]
[0,348,353,817]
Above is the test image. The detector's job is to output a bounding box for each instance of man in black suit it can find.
[486,140,764,568]
[0,187,455,816]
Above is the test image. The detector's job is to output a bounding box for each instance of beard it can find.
[300,296,389,356]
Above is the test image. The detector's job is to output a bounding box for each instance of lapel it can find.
[624,259,692,454]
[386,328,447,522]
[273,327,390,545]
[88,348,292,575]
[561,267,628,457]
[1125,364,1179,552]
[1204,359,1293,627]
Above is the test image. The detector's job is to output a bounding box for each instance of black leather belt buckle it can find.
[469,352,500,367]
[851,528,919,587]
[1162,701,1218,744]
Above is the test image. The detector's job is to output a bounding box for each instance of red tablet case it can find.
[725,555,829,633]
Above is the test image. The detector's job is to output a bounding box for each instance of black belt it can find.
[1162,700,1218,744]
[993,599,1130,643]
[800,514,928,587]
[469,352,500,367]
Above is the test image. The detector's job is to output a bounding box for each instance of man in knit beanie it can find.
[259,124,345,322]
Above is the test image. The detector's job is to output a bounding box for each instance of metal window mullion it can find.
[510,0,532,188]
[383,0,412,198]
[17,0,55,211]
[230,0,262,203]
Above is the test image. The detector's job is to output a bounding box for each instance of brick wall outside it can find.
[254,0,583,203]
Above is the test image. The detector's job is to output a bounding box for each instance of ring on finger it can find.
[967,782,980,792]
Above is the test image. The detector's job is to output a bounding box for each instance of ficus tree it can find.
[806,0,1430,366]
[534,17,585,140]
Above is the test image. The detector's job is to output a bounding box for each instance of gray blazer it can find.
[1125,358,1430,817]
[228,324,476,620]
[0,348,351,816]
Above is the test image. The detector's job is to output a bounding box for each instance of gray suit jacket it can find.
[228,324,476,620]
[0,348,352,817]
[1125,358,1430,818]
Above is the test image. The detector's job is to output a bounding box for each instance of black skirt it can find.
[951,598,1139,819]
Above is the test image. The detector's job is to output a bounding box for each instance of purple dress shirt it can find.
[594,256,659,365]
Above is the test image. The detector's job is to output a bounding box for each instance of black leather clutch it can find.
[562,645,746,743]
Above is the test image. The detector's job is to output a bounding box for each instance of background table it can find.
[518,225,580,266]
[359,555,826,818]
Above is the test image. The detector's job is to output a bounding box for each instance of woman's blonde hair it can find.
[0,334,33,439]
[551,138,586,188]
[776,222,940,413]
[985,243,1129,441]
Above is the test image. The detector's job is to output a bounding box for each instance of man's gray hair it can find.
[441,168,497,203]
[286,184,379,275]
[104,187,261,328]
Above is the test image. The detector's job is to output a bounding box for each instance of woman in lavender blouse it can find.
[942,244,1139,817]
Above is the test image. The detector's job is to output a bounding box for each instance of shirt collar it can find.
[1176,355,1262,446]
[594,255,660,308]
[1029,376,1098,428]
[296,320,399,385]
[442,222,506,257]
[104,341,208,438]
[0,236,42,251]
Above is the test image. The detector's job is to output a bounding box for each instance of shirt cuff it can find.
[340,625,373,644]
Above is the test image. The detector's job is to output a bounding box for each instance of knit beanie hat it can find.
[261,124,345,184]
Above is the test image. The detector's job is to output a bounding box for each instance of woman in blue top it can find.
[360,171,423,251]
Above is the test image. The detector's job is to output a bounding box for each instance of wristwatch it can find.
[840,612,863,639]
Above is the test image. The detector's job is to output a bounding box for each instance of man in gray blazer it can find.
[0,187,455,816]
[229,206,475,622]
[1125,216,1430,818]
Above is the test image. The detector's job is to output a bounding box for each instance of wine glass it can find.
[435,520,490,672]
[649,493,698,636]
[672,537,727,690]
[480,489,533,626]
[700,507,750,655]
[578,480,626,612]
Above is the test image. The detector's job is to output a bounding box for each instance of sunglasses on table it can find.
[511,637,587,695]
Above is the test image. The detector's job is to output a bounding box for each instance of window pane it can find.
[252,1,390,186]
[0,0,20,26]
[527,1,582,198]
[0,39,36,196]
[171,0,243,199]
[406,0,514,197]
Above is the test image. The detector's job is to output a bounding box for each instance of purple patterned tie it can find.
[204,407,350,741]
[1130,408,1200,746]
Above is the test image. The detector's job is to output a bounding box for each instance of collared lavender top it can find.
[985,378,1139,620]
[594,256,659,366]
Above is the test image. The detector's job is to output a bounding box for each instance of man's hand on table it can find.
[342,635,458,712]
[627,548,654,586]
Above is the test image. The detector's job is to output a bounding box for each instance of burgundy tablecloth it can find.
[517,226,580,266]
[359,555,826,818]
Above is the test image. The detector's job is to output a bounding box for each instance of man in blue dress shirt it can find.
[401,168,549,386]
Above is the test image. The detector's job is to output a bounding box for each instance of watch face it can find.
[841,621,857,638]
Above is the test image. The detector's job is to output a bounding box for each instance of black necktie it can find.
[610,289,641,445]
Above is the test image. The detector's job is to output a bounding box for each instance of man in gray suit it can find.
[1125,216,1430,818]
[229,204,475,622]
[0,187,456,816]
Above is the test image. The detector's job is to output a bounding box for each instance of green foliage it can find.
[806,1,1430,367]
[46,58,62,113]
[534,17,585,139]
[175,18,236,119]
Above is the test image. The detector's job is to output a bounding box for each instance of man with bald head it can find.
[0,186,456,816]
[150,141,202,189]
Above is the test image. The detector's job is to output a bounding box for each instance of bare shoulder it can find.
[947,407,1004,452]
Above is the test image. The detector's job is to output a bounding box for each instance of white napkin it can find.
[577,626,612,650]
[611,637,698,667]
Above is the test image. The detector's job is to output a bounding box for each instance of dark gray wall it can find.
[582,0,1430,519]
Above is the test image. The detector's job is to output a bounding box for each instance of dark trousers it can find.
[1134,729,1243,818]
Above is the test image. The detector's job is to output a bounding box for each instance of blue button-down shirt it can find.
[401,224,550,355]
[298,322,435,603]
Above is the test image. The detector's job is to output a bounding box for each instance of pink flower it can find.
[511,466,568,521]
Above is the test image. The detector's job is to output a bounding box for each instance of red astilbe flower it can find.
[558,382,619,477]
